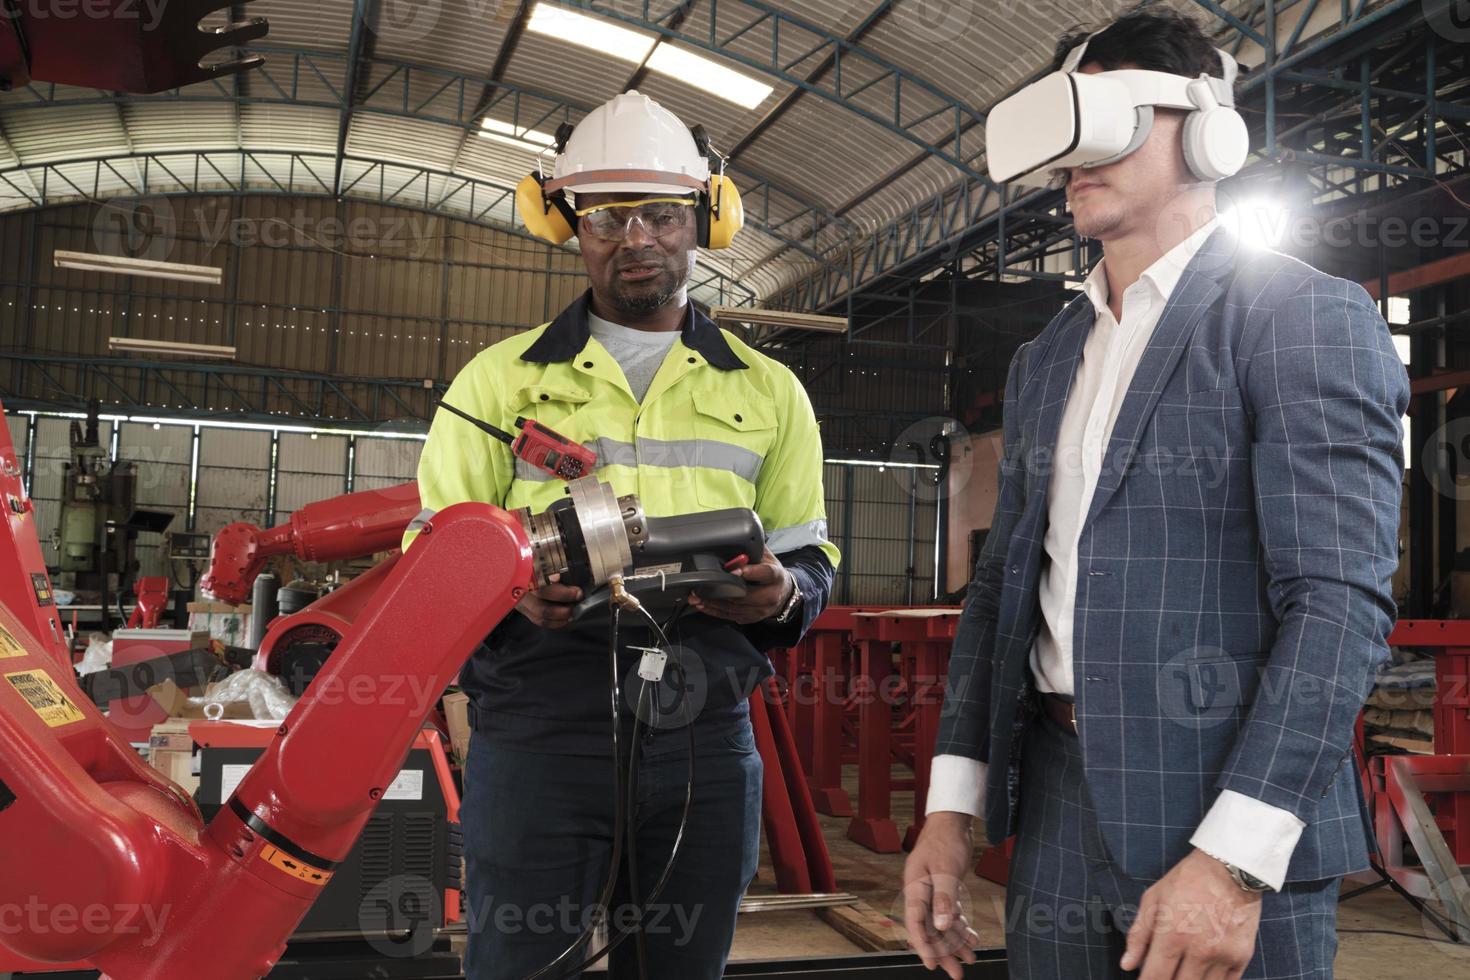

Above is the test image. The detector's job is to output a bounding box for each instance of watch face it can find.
[1234,868,1270,891]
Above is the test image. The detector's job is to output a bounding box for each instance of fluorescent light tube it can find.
[55,250,222,285]
[480,117,558,152]
[646,44,774,109]
[108,337,236,360]
[527,4,656,62]
[709,306,848,334]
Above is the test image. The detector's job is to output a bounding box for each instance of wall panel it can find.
[196,427,272,537]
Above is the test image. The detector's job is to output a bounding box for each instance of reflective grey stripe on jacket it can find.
[514,437,762,485]
[766,518,830,553]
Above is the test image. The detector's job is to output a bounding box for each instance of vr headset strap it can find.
[1060,35,1238,107]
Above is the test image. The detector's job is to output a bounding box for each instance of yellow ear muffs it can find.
[704,174,743,250]
[516,173,576,245]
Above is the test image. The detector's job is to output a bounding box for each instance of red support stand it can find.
[1360,619,1470,940]
[847,623,902,853]
[750,691,813,893]
[750,685,838,893]
[761,678,839,892]
[843,610,960,853]
[903,634,954,851]
[809,630,853,817]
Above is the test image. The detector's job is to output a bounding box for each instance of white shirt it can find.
[927,218,1305,891]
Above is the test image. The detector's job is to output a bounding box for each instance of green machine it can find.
[52,402,175,608]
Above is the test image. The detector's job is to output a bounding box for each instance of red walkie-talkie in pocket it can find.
[510,417,597,481]
[437,401,598,480]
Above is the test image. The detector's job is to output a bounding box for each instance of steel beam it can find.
[772,0,1465,311]
[0,150,759,307]
[4,47,845,267]
[542,0,990,183]
[335,1,378,195]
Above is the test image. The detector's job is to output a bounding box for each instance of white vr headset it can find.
[987,36,1250,187]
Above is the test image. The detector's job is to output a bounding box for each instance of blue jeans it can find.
[461,719,763,979]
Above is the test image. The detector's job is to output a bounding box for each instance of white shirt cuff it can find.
[925,754,987,817]
[1189,789,1306,891]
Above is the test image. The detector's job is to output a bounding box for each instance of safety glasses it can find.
[574,197,695,243]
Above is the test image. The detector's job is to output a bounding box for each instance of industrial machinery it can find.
[0,433,680,977]
[0,8,1010,979]
[0,391,781,978]
[0,0,267,93]
[202,464,763,696]
[49,403,174,613]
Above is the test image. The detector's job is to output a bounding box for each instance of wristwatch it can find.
[1222,862,1271,893]
[771,578,803,626]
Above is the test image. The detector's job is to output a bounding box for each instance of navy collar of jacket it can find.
[521,290,747,371]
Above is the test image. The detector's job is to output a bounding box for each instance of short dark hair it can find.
[1051,3,1227,82]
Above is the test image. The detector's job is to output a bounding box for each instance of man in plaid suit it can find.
[903,8,1409,980]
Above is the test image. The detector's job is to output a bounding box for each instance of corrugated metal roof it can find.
[500,31,631,109]
[366,2,512,74]
[240,106,340,154]
[0,0,1257,304]
[247,0,357,51]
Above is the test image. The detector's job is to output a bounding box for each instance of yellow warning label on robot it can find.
[260,845,333,887]
[4,670,85,727]
[0,625,27,659]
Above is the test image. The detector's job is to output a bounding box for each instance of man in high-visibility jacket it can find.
[410,92,839,980]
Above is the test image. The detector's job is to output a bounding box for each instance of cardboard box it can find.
[147,719,200,797]
[148,679,255,721]
[186,601,253,648]
[148,725,195,754]
[443,691,471,765]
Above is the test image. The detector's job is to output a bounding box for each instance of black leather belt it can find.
[1039,692,1078,735]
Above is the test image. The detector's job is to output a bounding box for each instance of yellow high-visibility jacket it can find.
[410,291,838,751]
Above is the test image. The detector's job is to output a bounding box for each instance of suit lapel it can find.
[1081,228,1234,530]
[1026,297,1094,484]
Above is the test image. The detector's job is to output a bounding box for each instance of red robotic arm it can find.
[199,409,600,607]
[0,476,645,979]
[0,500,531,978]
[200,482,423,605]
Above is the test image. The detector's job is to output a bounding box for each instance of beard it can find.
[1071,200,1127,240]
[606,249,695,317]
[609,268,682,316]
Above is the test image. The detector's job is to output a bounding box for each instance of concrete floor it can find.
[727,765,1465,977]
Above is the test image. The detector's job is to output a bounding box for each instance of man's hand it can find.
[902,811,982,979]
[1121,849,1263,980]
[514,573,583,630]
[687,547,794,625]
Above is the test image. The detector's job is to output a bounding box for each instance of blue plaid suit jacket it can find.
[937,228,1410,883]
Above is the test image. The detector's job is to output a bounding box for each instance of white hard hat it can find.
[547,91,711,197]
